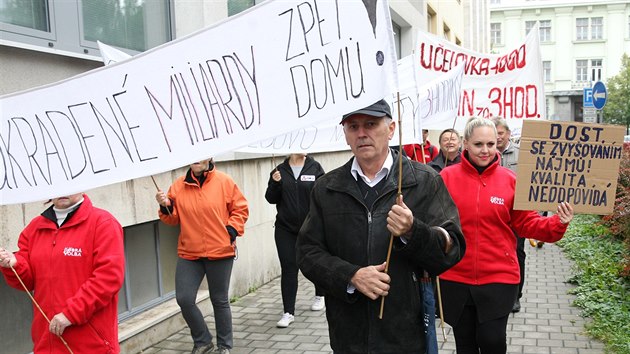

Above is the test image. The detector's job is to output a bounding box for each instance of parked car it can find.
[625,135,630,143]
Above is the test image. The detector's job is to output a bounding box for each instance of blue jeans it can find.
[176,257,234,349]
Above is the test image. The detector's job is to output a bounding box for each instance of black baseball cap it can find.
[340,99,392,124]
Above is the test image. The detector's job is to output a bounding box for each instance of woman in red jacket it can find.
[156,158,249,354]
[439,117,574,354]
[0,193,125,353]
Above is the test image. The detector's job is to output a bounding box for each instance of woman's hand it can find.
[557,202,574,224]
[155,190,170,207]
[49,313,72,336]
[272,170,281,182]
[0,248,17,268]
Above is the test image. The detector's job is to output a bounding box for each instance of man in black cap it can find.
[297,99,465,353]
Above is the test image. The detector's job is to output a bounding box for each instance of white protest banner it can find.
[234,55,463,154]
[416,25,544,126]
[97,43,411,155]
[0,0,398,205]
[415,60,464,132]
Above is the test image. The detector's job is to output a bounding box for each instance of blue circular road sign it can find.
[592,81,607,110]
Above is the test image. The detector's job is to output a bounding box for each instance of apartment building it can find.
[490,0,630,122]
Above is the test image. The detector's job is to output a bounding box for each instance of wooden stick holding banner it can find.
[436,276,447,340]
[379,92,404,319]
[151,176,172,216]
[10,265,74,353]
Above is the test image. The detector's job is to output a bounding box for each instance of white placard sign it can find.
[0,0,398,205]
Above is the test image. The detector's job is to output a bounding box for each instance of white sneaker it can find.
[310,296,325,311]
[276,312,294,328]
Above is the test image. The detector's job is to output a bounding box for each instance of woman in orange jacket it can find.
[156,159,249,354]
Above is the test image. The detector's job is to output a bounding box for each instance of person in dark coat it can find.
[265,153,326,328]
[297,99,465,354]
[428,128,462,173]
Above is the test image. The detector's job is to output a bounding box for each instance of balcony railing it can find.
[571,81,593,89]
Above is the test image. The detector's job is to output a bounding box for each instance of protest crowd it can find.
[5,1,628,353]
[1,98,581,354]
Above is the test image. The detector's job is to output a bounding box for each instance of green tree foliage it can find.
[603,54,630,132]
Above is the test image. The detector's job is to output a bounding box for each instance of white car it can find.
[625,135,630,143]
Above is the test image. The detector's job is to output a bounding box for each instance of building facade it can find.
[490,0,630,122]
[464,0,491,52]
[0,0,477,352]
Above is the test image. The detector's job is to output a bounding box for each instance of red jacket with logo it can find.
[1,195,125,353]
[439,153,567,285]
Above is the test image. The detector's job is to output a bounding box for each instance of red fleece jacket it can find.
[1,195,124,353]
[439,154,567,285]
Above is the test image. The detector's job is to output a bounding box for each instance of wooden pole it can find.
[151,176,172,216]
[10,265,74,353]
[436,276,447,341]
[379,93,404,319]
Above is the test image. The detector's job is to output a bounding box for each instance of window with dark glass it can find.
[81,0,171,52]
[118,221,179,320]
[1,0,172,56]
[0,0,49,32]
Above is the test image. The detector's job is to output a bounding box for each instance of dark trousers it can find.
[452,302,510,354]
[176,257,234,349]
[516,237,526,299]
[275,226,323,314]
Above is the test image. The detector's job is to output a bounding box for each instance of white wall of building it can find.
[464,0,491,52]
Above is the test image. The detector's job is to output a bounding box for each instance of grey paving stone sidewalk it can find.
[137,243,604,353]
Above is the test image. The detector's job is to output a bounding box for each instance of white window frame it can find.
[576,59,588,81]
[525,20,536,37]
[591,17,603,40]
[591,59,602,82]
[491,23,502,46]
[543,61,551,82]
[576,18,589,41]
[539,20,551,42]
